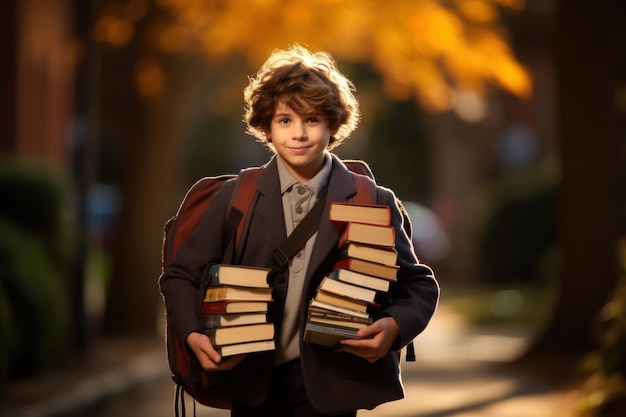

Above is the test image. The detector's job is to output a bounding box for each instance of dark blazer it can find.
[159,154,439,415]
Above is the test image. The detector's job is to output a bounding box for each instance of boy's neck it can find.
[276,153,332,190]
[277,153,328,183]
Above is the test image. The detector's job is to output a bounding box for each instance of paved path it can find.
[1,305,577,417]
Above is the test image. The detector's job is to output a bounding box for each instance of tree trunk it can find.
[100,46,205,336]
[527,0,625,356]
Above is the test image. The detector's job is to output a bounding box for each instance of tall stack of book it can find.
[304,202,399,348]
[202,264,276,356]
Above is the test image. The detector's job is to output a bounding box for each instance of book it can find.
[201,300,269,315]
[329,202,391,227]
[207,264,271,288]
[308,306,373,325]
[204,312,268,328]
[205,322,274,346]
[314,290,373,314]
[303,321,361,348]
[334,258,399,281]
[204,285,273,302]
[338,222,395,248]
[307,314,370,331]
[308,299,371,320]
[327,268,391,292]
[339,242,398,267]
[216,339,276,357]
[318,276,376,303]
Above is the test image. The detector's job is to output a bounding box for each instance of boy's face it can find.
[267,100,334,182]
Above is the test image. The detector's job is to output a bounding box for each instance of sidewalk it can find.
[0,305,579,417]
[362,305,577,417]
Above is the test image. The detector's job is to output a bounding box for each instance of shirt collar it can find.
[276,152,332,196]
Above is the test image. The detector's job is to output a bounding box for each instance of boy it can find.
[159,45,439,416]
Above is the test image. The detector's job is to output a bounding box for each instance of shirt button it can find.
[298,187,306,195]
[296,206,303,214]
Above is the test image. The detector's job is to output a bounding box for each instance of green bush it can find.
[0,220,71,377]
[0,160,75,270]
[0,159,76,389]
[477,168,558,284]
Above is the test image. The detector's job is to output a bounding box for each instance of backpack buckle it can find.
[270,248,290,269]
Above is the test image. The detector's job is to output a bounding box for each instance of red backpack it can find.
[161,160,408,413]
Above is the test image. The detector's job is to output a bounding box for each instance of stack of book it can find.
[202,264,276,356]
[303,202,399,348]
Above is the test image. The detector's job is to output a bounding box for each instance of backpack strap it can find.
[350,172,376,205]
[231,167,263,250]
[268,188,328,271]
[222,167,262,265]
[344,159,377,206]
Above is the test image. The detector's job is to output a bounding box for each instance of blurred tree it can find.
[93,0,532,335]
[94,0,530,111]
[524,0,626,359]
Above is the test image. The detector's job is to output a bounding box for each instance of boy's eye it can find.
[278,118,290,124]
[306,117,319,123]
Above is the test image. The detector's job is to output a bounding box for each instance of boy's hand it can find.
[186,331,246,371]
[338,317,400,363]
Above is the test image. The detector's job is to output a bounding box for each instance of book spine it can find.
[308,310,373,324]
[204,315,223,328]
[204,287,227,302]
[201,301,228,315]
[206,264,222,286]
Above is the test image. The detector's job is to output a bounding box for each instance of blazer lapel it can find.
[253,158,288,249]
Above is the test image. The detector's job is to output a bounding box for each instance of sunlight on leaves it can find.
[95,0,532,110]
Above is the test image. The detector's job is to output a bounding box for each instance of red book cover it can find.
[201,300,269,315]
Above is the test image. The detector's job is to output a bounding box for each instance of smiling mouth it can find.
[288,146,310,153]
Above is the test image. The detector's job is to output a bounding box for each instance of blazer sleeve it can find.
[158,178,238,341]
[376,185,440,349]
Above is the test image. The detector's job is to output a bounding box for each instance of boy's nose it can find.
[292,123,307,140]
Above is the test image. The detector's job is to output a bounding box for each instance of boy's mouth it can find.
[288,146,311,154]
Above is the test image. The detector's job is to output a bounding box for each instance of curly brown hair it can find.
[243,45,360,150]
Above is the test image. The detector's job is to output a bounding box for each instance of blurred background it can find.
[1,0,625,416]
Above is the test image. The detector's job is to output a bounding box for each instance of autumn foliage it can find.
[93,0,531,110]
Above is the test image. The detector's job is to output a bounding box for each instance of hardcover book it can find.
[205,322,274,346]
[318,276,376,303]
[204,285,273,303]
[204,312,268,328]
[338,222,395,248]
[216,339,276,357]
[339,242,398,267]
[314,290,373,314]
[308,299,371,319]
[308,307,373,325]
[327,268,391,292]
[329,202,391,227]
[307,315,370,331]
[206,264,271,288]
[303,321,361,348]
[334,258,399,281]
[201,300,270,315]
